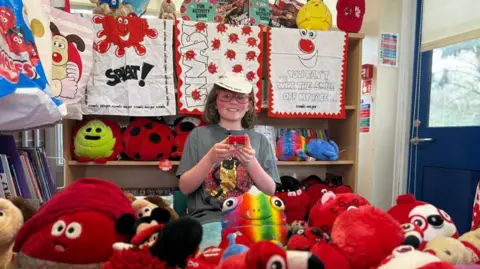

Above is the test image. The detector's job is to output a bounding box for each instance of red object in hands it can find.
[336,0,365,33]
[228,135,246,145]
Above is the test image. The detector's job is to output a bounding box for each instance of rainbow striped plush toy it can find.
[276,130,309,161]
[221,189,288,246]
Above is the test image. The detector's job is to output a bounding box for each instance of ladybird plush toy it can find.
[72,118,122,163]
[308,191,369,233]
[170,116,205,160]
[13,178,135,268]
[388,194,459,242]
[123,117,175,161]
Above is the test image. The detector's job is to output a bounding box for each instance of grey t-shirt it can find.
[176,124,280,224]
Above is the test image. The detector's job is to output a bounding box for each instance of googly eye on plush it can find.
[222,197,239,212]
[308,30,317,39]
[65,222,82,239]
[51,220,66,237]
[297,229,305,235]
[0,210,4,217]
[438,209,452,223]
[266,255,286,269]
[299,29,308,37]
[410,215,427,230]
[271,197,285,210]
[321,189,328,194]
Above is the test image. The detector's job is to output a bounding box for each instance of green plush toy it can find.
[72,118,123,163]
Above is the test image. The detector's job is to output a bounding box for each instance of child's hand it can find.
[210,137,234,164]
[235,135,256,166]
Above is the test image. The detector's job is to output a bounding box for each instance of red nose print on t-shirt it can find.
[299,39,315,54]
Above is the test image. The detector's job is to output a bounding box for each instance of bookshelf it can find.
[61,32,363,191]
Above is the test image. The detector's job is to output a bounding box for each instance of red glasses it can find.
[217,91,251,104]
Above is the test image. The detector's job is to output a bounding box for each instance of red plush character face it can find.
[305,184,330,209]
[401,223,425,250]
[123,118,175,161]
[308,192,370,233]
[21,211,118,264]
[336,0,365,33]
[388,194,458,242]
[171,116,204,159]
[5,28,28,55]
[274,189,310,224]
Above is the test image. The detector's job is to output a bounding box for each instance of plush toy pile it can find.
[2,177,479,269]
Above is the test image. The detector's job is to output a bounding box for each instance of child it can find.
[176,72,280,250]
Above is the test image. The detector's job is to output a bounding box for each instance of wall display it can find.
[359,95,371,133]
[49,7,94,120]
[175,20,263,114]
[267,28,347,118]
[85,16,176,116]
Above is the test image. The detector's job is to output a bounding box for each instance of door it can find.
[409,37,480,234]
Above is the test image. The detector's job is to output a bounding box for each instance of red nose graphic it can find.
[52,52,63,63]
[299,39,315,54]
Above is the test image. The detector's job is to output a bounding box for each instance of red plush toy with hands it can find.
[287,227,330,251]
[388,194,458,242]
[308,191,370,233]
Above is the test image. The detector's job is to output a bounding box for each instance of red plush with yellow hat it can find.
[13,178,135,268]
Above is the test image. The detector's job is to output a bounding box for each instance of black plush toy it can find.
[150,217,203,268]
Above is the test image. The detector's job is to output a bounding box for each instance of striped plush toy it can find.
[276,130,309,161]
[221,188,288,246]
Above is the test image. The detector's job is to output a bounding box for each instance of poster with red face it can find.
[175,20,263,115]
[267,28,348,119]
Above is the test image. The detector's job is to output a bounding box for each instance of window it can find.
[428,38,480,127]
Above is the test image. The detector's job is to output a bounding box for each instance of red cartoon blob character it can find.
[232,64,243,73]
[228,33,239,43]
[241,26,252,36]
[216,23,227,33]
[246,71,255,82]
[93,14,158,58]
[0,7,15,32]
[185,49,196,60]
[246,37,257,47]
[308,191,370,233]
[13,178,135,267]
[5,27,28,55]
[298,29,318,68]
[245,51,256,61]
[50,22,85,98]
[225,49,236,60]
[388,194,459,242]
[25,41,40,65]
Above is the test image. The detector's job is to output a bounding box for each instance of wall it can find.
[357,0,404,210]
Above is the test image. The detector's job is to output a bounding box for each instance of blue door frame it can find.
[407,0,480,234]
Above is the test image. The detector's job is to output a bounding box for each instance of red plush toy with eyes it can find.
[387,194,458,242]
[170,116,205,160]
[13,178,135,268]
[123,117,175,161]
[308,192,370,233]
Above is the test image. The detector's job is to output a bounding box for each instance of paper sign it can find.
[267,28,347,118]
[249,0,271,26]
[360,95,372,133]
[180,0,218,22]
[85,16,176,116]
[380,32,399,67]
[175,20,263,114]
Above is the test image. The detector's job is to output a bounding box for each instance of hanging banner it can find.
[175,20,263,115]
[85,15,176,116]
[50,7,94,120]
[267,28,348,118]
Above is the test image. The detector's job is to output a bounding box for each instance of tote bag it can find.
[0,0,66,131]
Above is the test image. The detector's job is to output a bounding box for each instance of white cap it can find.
[214,72,253,94]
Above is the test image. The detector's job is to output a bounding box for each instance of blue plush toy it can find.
[306,139,339,161]
[221,233,249,261]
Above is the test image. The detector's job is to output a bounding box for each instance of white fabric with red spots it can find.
[175,21,263,114]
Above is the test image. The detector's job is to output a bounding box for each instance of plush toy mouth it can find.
[85,135,101,140]
[54,241,67,252]
[241,212,272,221]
